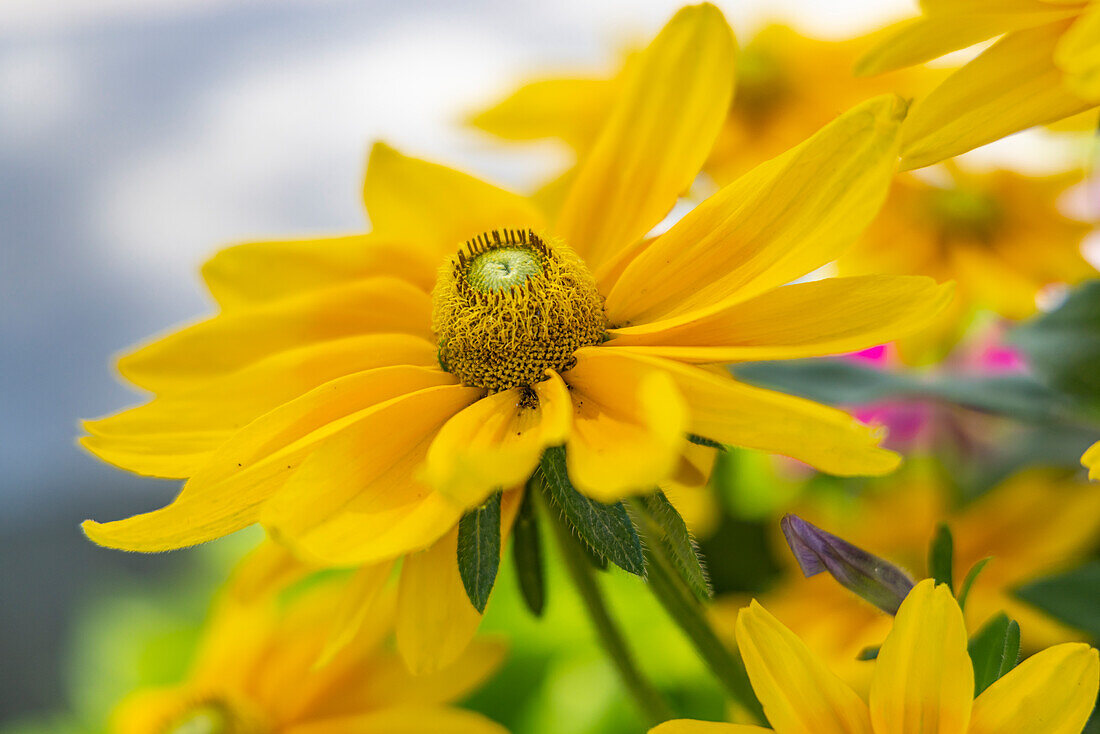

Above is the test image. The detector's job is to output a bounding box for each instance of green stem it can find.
[645,537,767,725]
[544,495,675,725]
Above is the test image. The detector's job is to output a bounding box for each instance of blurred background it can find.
[2,0,1094,729]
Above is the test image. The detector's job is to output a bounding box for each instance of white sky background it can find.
[0,0,1092,513]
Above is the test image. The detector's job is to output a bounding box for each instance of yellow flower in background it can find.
[80,3,950,669]
[471,24,939,190]
[112,575,507,734]
[857,0,1100,170]
[1085,440,1100,479]
[653,579,1099,734]
[841,165,1095,362]
[713,470,1100,691]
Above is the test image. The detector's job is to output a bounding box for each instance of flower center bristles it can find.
[432,229,607,392]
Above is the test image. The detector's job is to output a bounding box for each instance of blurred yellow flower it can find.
[1084,440,1100,480]
[81,4,949,669]
[841,165,1095,361]
[714,470,1100,691]
[111,575,507,734]
[654,579,1100,734]
[471,24,938,188]
[858,0,1100,170]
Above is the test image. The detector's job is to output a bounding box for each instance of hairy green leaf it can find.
[457,492,502,613]
[929,523,954,593]
[511,484,546,616]
[538,446,645,576]
[637,491,712,601]
[968,612,1020,695]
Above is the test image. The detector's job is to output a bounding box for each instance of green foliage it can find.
[538,447,645,577]
[967,613,1021,695]
[1015,561,1100,639]
[457,492,503,613]
[512,487,546,617]
[1010,280,1100,416]
[928,523,954,593]
[956,557,992,612]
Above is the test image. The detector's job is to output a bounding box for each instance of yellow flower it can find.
[111,574,507,734]
[840,165,1094,361]
[654,579,1100,734]
[1085,440,1100,480]
[857,0,1100,170]
[471,24,938,188]
[80,4,948,667]
[714,470,1100,691]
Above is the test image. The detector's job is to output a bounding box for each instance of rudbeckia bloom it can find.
[471,24,938,189]
[713,470,1100,690]
[81,4,948,666]
[111,577,507,734]
[857,0,1100,170]
[841,165,1095,361]
[656,579,1100,734]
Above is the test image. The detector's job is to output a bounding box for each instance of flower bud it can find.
[780,514,915,615]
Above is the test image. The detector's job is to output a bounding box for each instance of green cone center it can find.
[467,247,544,292]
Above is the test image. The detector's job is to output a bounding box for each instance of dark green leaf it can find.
[687,434,726,451]
[538,446,645,576]
[1010,279,1100,415]
[637,491,712,601]
[732,359,1077,424]
[856,646,880,661]
[1015,560,1100,638]
[511,485,545,616]
[929,523,954,593]
[956,557,992,612]
[457,492,502,613]
[968,613,1020,695]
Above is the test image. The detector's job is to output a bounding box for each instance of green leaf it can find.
[538,446,646,576]
[956,557,992,612]
[929,523,954,593]
[1015,560,1100,638]
[687,434,726,451]
[732,359,1077,424]
[968,612,1020,695]
[636,491,712,601]
[457,492,502,613]
[511,484,546,617]
[1010,279,1100,415]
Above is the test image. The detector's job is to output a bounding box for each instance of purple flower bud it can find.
[781,514,915,615]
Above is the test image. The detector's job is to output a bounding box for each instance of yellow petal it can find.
[425,370,571,507]
[79,430,228,479]
[1083,440,1100,480]
[285,708,508,734]
[202,234,438,310]
[396,527,485,675]
[316,560,396,666]
[227,539,317,603]
[468,77,614,151]
[553,3,736,270]
[856,2,1076,76]
[869,579,973,734]
[581,349,898,477]
[118,277,432,394]
[82,334,438,477]
[900,22,1095,170]
[562,349,688,501]
[605,95,905,328]
[1056,1,1100,101]
[969,643,1099,734]
[607,276,954,363]
[650,723,772,734]
[362,142,543,257]
[736,600,872,734]
[351,639,507,709]
[83,369,465,552]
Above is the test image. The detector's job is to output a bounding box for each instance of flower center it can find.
[432,229,607,392]
[927,185,1003,242]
